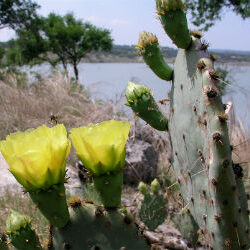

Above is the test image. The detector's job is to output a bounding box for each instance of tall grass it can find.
[227,101,250,196]
[0,70,126,164]
[0,70,123,138]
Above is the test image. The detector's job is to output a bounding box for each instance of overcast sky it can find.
[1,0,250,51]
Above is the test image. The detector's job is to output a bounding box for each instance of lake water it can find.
[29,63,250,129]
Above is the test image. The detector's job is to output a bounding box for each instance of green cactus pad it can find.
[137,32,173,81]
[139,194,167,231]
[52,203,149,250]
[29,183,69,228]
[6,210,42,250]
[156,0,191,49]
[168,38,249,249]
[126,82,168,131]
[171,210,199,246]
[93,171,123,208]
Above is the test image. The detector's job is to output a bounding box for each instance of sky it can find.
[1,0,250,51]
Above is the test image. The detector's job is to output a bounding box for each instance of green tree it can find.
[185,0,250,30]
[43,13,113,80]
[0,0,39,30]
[10,13,113,81]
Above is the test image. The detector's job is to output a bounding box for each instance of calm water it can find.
[29,63,250,129]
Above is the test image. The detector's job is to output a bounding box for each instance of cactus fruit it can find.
[126,0,249,248]
[125,82,168,131]
[5,210,42,250]
[139,180,167,231]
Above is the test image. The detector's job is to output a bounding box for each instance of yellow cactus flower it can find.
[70,120,131,176]
[0,124,71,191]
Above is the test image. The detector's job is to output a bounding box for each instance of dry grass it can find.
[227,101,250,194]
[0,70,122,137]
[0,70,125,165]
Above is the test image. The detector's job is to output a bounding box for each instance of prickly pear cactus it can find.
[52,199,149,250]
[171,208,199,246]
[169,22,249,250]
[126,0,250,249]
[138,179,167,231]
[0,122,150,250]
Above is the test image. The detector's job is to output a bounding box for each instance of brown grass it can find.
[227,101,250,194]
[0,70,126,165]
[0,70,123,137]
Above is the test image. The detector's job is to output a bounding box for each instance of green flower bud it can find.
[6,210,31,234]
[138,181,148,195]
[151,178,160,194]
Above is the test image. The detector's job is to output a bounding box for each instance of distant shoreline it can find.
[81,56,250,66]
[79,45,250,65]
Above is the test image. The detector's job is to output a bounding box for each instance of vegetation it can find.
[185,0,250,30]
[5,13,113,81]
[0,0,39,30]
[0,0,249,249]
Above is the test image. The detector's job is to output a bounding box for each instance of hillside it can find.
[87,45,250,64]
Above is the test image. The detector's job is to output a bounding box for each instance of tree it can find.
[185,0,250,30]
[0,0,39,30]
[10,13,113,81]
[43,13,113,80]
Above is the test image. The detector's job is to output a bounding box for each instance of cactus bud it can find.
[156,0,185,13]
[138,181,148,195]
[155,0,191,49]
[6,210,42,250]
[136,32,173,81]
[151,178,160,194]
[6,210,31,234]
[126,82,168,131]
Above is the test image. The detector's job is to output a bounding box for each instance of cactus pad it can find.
[139,194,167,231]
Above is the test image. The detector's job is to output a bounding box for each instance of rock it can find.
[124,139,158,185]
[0,153,82,196]
[0,153,22,196]
[65,165,83,196]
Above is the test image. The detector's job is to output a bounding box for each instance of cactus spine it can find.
[126,0,249,248]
